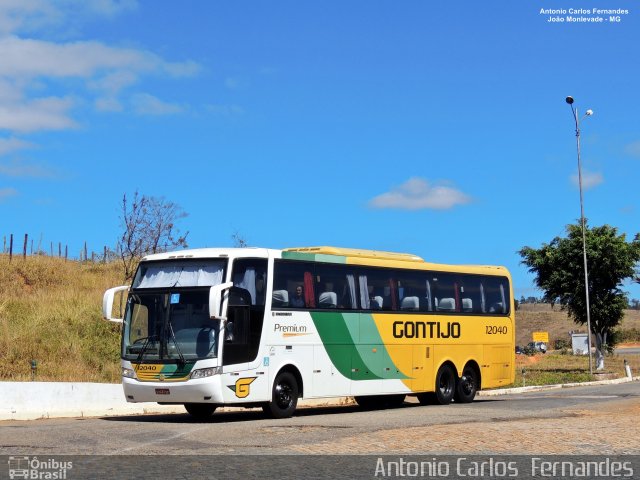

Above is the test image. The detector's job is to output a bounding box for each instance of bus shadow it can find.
[100,398,501,424]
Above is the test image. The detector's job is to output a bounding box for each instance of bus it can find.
[102,246,515,419]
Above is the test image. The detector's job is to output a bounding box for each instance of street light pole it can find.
[566,96,594,375]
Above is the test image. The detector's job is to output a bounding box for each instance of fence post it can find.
[84,242,88,263]
[58,242,61,258]
[50,242,53,257]
[23,233,28,260]
[103,246,107,263]
[9,234,13,262]
[65,245,68,262]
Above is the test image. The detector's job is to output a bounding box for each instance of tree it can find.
[118,191,189,280]
[231,231,248,248]
[519,223,640,370]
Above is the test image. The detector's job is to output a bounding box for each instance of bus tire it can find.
[263,371,298,419]
[184,403,217,419]
[433,363,456,405]
[454,365,478,403]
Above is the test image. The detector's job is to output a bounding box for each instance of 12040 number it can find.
[486,325,508,335]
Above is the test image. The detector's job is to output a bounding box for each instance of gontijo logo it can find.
[228,377,257,398]
[393,320,461,339]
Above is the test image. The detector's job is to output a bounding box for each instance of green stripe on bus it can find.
[310,312,407,381]
[281,251,317,261]
[281,251,346,264]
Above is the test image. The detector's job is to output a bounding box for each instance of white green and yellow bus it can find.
[103,246,514,419]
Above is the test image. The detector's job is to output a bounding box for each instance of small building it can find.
[571,333,589,355]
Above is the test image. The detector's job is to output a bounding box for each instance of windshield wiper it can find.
[167,321,186,366]
[134,335,157,365]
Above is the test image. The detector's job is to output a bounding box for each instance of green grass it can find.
[0,255,123,382]
[512,353,640,387]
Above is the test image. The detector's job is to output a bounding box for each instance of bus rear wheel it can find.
[263,371,299,419]
[454,365,478,403]
[184,403,217,419]
[418,364,456,405]
[434,364,456,404]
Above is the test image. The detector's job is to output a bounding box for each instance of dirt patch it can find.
[516,355,541,365]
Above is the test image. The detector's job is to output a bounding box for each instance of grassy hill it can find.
[1,254,639,383]
[516,302,640,347]
[0,255,123,382]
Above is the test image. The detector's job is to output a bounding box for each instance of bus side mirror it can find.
[209,282,233,320]
[102,285,129,323]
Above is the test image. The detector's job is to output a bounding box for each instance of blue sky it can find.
[0,1,638,300]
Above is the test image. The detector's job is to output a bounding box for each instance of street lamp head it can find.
[586,109,593,116]
[566,96,575,105]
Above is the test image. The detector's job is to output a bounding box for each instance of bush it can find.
[612,328,640,344]
[554,338,571,350]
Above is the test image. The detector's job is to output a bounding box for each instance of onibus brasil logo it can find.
[8,456,73,479]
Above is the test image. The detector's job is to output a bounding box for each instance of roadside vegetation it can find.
[0,254,122,382]
[514,353,640,388]
[1,254,639,385]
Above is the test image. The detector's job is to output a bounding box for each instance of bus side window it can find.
[432,274,458,312]
[483,277,510,314]
[273,259,313,309]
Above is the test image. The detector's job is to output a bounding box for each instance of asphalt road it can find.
[1,381,639,457]
[616,346,640,355]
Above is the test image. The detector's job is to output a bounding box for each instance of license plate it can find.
[155,388,170,395]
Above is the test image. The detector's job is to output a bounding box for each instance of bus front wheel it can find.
[263,371,299,419]
[184,403,217,419]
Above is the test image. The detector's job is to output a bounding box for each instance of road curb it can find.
[2,377,637,421]
[477,375,639,396]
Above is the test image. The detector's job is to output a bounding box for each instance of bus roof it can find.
[140,247,275,262]
[283,246,424,263]
[139,246,510,277]
[284,246,510,277]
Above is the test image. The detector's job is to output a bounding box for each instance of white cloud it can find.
[94,96,123,112]
[0,0,60,36]
[131,93,184,116]
[88,70,138,94]
[0,36,198,79]
[0,158,55,177]
[206,104,245,116]
[81,0,138,18]
[369,177,472,210]
[224,77,247,90]
[0,186,18,201]
[625,141,640,158]
[0,8,200,133]
[0,1,137,35]
[0,96,76,132]
[570,171,603,190]
[0,137,34,155]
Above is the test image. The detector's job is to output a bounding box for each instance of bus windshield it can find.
[123,259,227,362]
[123,289,220,362]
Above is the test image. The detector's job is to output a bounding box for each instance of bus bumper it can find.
[122,376,223,404]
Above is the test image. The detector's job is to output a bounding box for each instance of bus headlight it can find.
[190,367,220,379]
[122,367,137,379]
